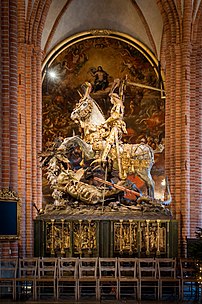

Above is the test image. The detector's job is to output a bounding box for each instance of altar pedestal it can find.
[34,213,178,258]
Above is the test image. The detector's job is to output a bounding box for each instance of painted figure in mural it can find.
[129,100,135,116]
[90,66,109,92]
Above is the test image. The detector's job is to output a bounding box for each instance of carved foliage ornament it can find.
[90,29,112,36]
[0,188,19,201]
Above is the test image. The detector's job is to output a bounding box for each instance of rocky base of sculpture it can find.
[37,197,172,220]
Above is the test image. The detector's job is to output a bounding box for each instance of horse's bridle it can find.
[71,97,93,121]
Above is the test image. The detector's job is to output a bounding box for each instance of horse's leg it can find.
[135,169,155,198]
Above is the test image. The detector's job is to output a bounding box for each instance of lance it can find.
[94,176,142,197]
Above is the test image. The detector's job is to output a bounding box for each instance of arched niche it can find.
[42,30,165,204]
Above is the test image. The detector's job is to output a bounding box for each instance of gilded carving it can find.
[90,29,112,36]
[46,219,71,255]
[0,188,19,201]
[73,220,97,254]
[114,220,167,255]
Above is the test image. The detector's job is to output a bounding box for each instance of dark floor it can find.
[4,299,194,303]
[0,300,201,303]
[0,302,200,304]
[0,287,201,303]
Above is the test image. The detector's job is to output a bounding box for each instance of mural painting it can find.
[42,37,165,205]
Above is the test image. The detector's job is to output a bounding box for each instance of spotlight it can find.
[48,70,57,79]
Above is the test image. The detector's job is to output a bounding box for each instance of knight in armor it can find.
[101,92,127,162]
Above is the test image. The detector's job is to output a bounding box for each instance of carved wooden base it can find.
[34,213,178,258]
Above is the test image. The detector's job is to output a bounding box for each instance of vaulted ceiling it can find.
[41,0,164,60]
[23,0,202,71]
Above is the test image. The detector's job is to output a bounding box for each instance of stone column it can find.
[0,0,19,257]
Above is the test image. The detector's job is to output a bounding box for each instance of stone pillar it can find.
[0,0,18,191]
[0,0,19,257]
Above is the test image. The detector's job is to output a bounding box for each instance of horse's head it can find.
[71,82,93,123]
[71,96,93,123]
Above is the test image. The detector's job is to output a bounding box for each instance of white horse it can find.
[59,82,155,198]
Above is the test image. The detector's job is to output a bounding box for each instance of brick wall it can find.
[0,0,47,257]
[0,0,19,258]
[158,0,202,255]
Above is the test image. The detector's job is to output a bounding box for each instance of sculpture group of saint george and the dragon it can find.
[40,79,171,217]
